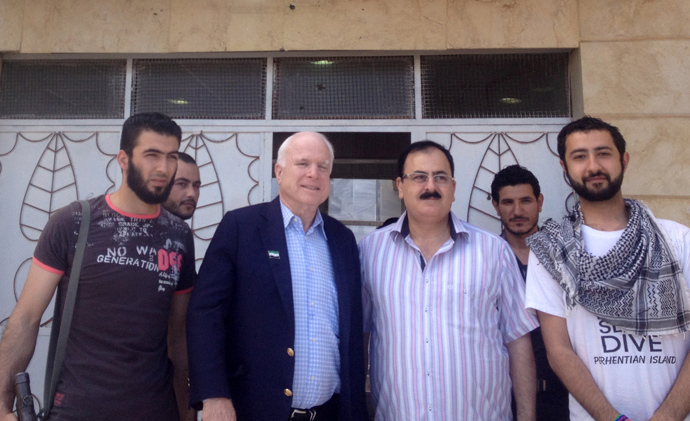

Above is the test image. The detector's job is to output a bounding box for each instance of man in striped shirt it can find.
[361,140,539,420]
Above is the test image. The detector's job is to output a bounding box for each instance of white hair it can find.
[276,132,334,170]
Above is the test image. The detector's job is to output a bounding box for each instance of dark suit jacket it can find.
[187,197,367,420]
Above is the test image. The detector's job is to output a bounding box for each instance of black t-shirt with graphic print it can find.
[34,195,195,421]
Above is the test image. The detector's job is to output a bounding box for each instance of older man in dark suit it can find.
[186,132,367,421]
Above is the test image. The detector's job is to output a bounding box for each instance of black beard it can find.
[126,160,175,205]
[568,171,624,202]
[503,220,538,237]
[165,200,195,220]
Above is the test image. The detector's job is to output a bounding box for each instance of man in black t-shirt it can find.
[492,164,569,421]
[0,113,196,421]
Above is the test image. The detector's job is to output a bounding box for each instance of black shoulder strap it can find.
[41,200,90,419]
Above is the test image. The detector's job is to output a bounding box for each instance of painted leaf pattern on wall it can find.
[20,133,78,241]
[452,132,552,231]
[469,133,519,221]
[182,133,225,241]
[235,134,262,206]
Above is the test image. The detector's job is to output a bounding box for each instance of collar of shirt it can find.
[392,211,466,242]
[280,200,328,240]
[389,211,468,269]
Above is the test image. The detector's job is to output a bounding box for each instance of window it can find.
[0,53,571,121]
[273,57,414,119]
[0,60,126,119]
[421,53,570,118]
[132,58,266,119]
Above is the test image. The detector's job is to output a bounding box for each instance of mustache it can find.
[585,172,610,182]
[420,191,442,199]
[509,217,528,222]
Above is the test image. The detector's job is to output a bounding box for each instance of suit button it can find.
[284,388,293,397]
[287,348,295,357]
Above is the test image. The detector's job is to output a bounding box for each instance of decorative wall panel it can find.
[0,126,267,328]
[426,130,574,234]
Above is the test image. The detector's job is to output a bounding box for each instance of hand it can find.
[202,398,237,421]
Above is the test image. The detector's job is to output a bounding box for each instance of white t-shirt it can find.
[526,218,690,421]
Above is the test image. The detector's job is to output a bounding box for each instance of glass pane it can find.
[421,53,570,118]
[273,56,414,119]
[132,58,266,119]
[328,179,401,223]
[0,60,126,119]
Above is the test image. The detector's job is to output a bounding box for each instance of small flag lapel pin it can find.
[268,250,280,259]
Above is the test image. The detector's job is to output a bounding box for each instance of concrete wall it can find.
[0,0,579,52]
[1,0,689,224]
[578,0,690,225]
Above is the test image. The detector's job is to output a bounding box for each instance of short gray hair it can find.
[276,132,335,170]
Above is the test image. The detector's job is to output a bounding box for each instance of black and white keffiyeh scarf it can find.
[527,199,690,336]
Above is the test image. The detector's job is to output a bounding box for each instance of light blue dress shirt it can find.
[281,202,340,409]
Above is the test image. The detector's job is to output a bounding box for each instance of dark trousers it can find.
[512,386,569,420]
[535,389,569,420]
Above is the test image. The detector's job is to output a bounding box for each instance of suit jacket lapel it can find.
[259,198,295,327]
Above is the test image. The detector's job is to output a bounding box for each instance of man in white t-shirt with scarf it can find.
[526,116,690,421]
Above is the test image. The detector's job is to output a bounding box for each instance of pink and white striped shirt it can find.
[361,212,538,421]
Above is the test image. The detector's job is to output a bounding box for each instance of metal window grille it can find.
[0,60,126,119]
[132,58,266,119]
[273,56,414,120]
[421,53,570,119]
